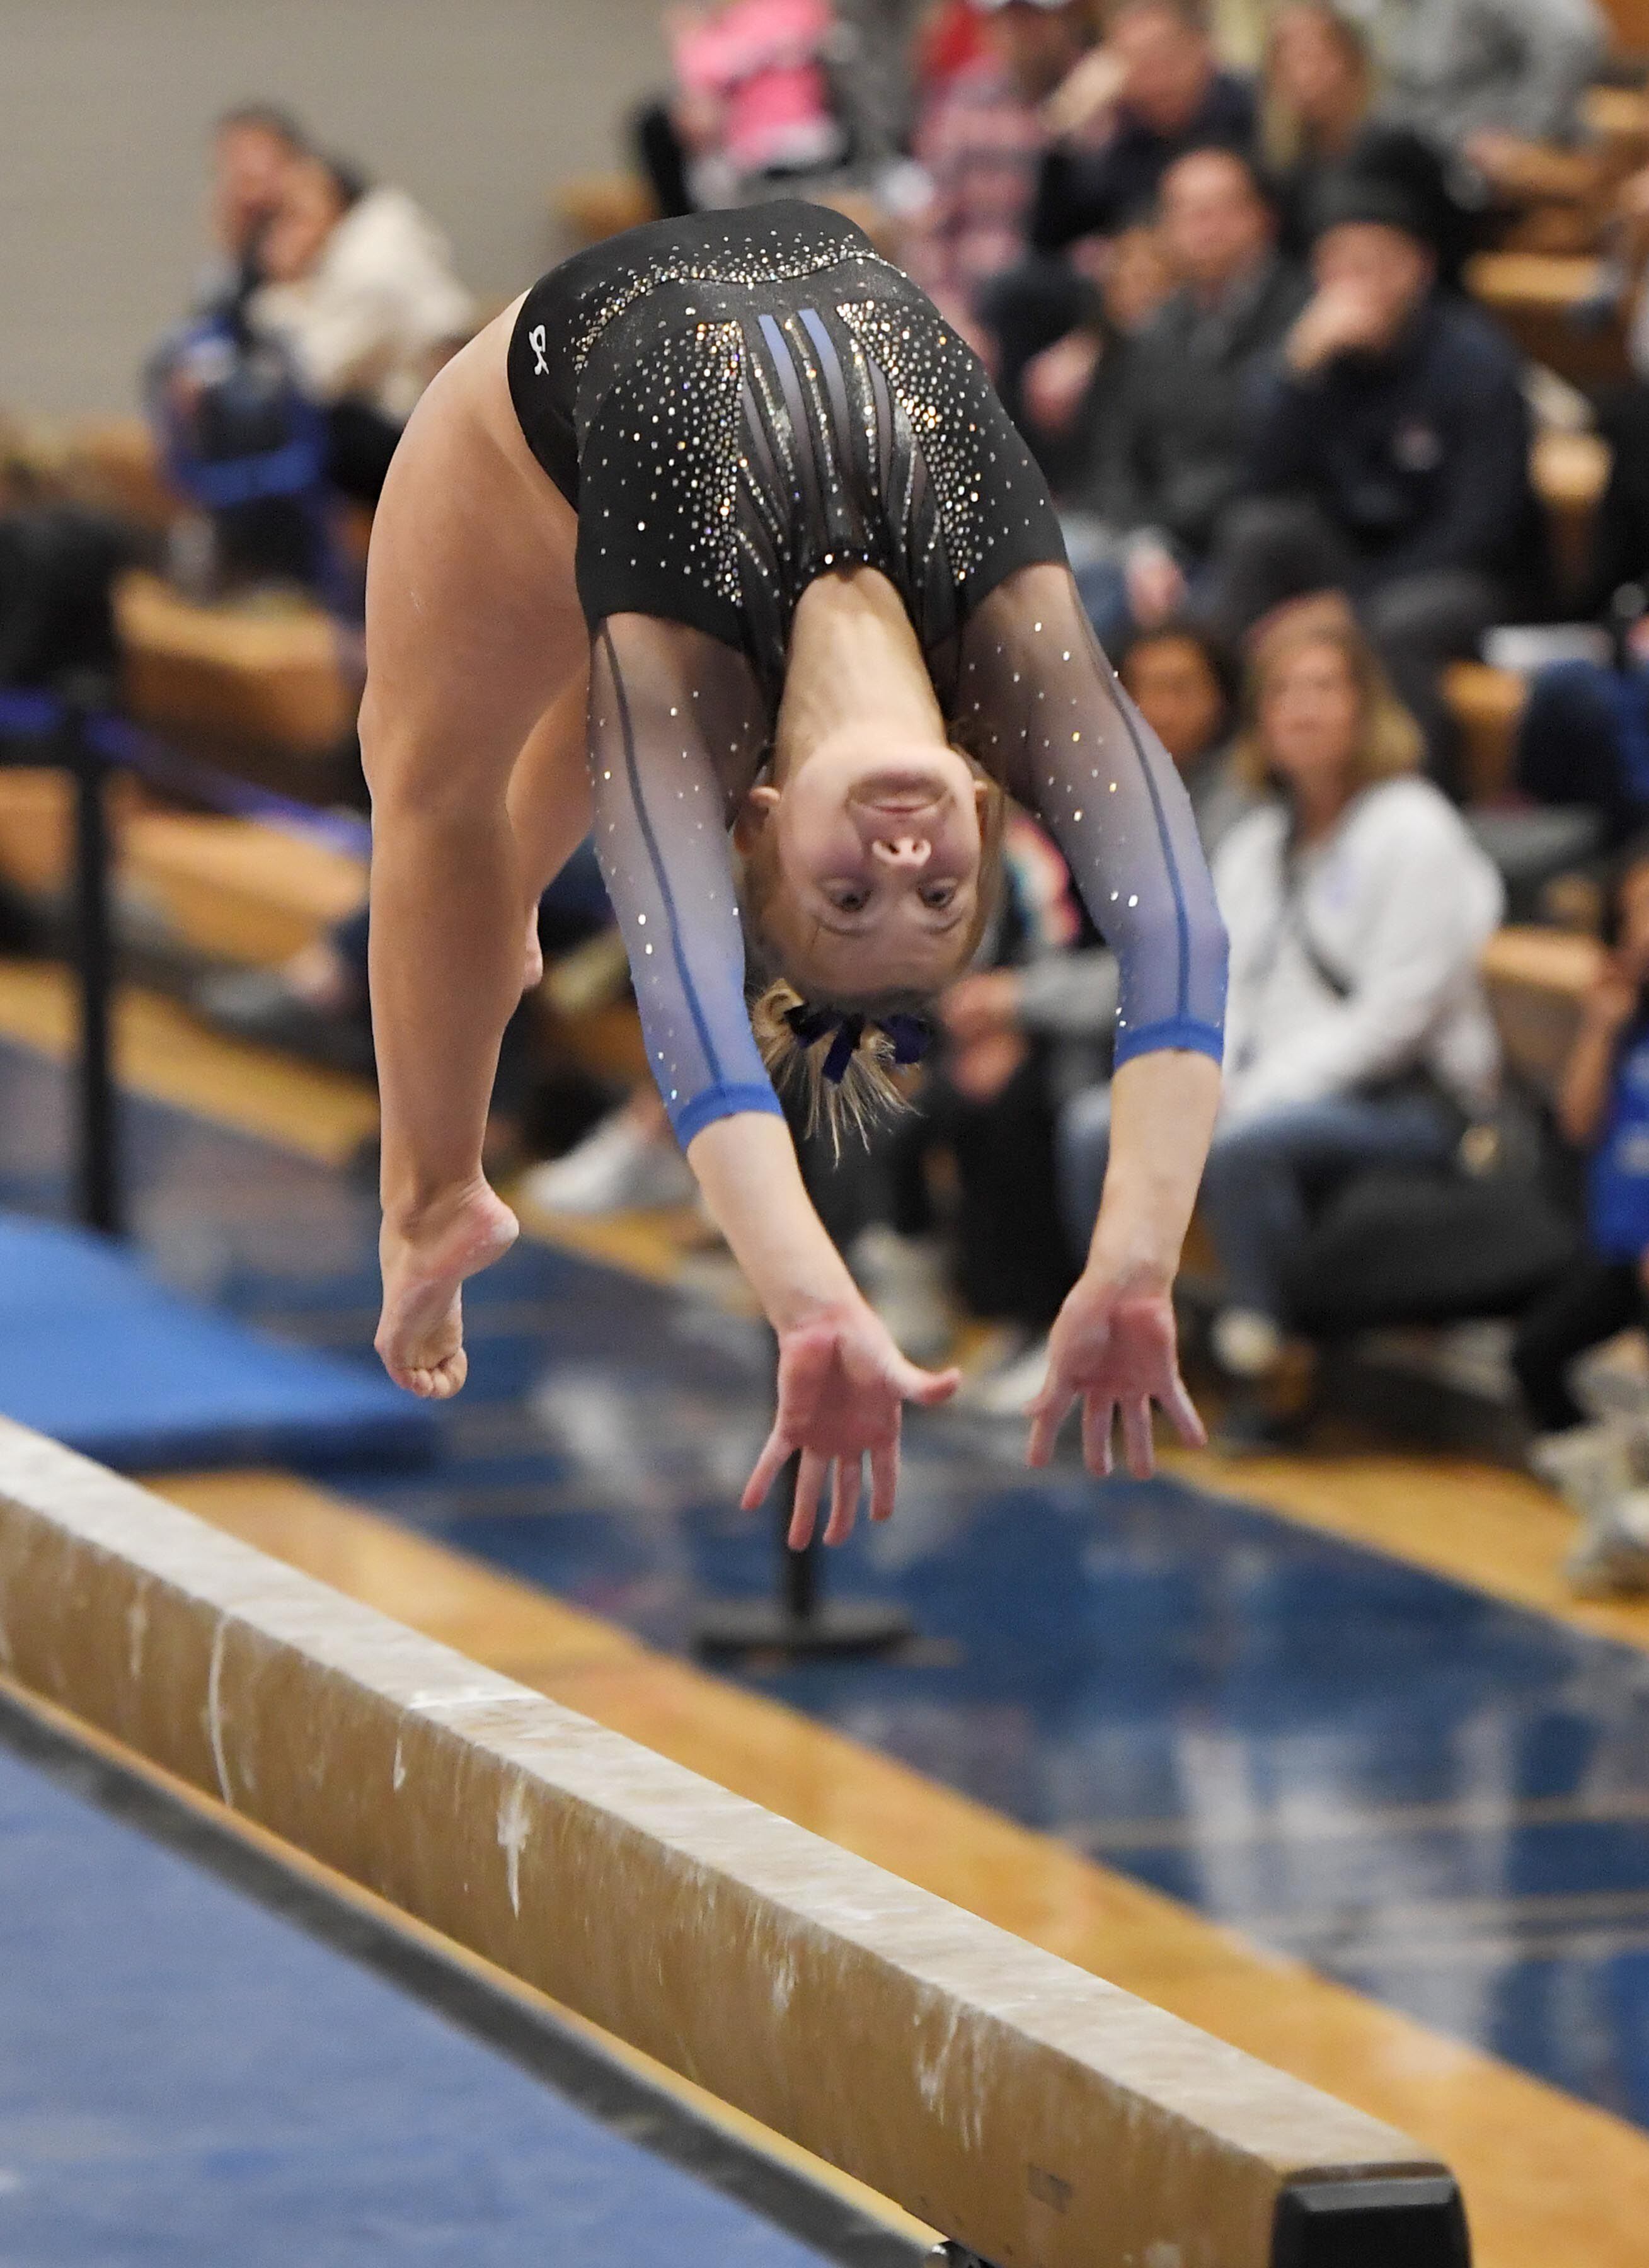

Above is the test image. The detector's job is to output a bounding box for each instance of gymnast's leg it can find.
[360,309,590,1397]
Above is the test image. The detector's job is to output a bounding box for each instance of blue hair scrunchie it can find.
[784,1004,930,1085]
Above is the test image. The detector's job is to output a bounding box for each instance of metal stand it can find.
[59,691,123,1235]
[694,1450,914,1662]
[926,2247,996,2268]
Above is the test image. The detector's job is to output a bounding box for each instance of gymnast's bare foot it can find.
[376,1179,519,1399]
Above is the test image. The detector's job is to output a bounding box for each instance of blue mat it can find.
[0,1213,435,1471]
[0,1739,832,2266]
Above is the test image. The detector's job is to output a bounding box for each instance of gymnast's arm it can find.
[587,616,960,1535]
[953,562,1227,1473]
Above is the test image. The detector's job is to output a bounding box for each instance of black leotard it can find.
[507,205,1226,1148]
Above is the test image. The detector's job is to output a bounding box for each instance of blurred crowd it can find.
[17,1,1649,1592]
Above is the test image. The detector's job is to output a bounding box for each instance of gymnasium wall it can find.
[0,0,667,417]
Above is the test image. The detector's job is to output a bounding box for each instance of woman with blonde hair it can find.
[364,202,1227,1538]
[1061,609,1502,1438]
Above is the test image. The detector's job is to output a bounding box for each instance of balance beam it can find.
[0,1419,1469,2267]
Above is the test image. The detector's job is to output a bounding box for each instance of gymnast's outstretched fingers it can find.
[1030,1269,1206,1478]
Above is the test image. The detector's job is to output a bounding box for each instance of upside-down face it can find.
[737,733,993,1003]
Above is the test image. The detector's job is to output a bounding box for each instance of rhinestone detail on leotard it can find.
[568,225,895,375]
[836,299,1037,588]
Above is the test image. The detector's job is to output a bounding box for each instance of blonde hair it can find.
[1232,612,1423,796]
[742,767,1008,1154]
[1260,1,1370,173]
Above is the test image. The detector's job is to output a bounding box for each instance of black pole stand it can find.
[694,1447,914,1663]
[59,687,124,1237]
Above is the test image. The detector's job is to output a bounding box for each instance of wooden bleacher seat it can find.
[1445,662,1527,804]
[0,770,364,967]
[1482,924,1603,1096]
[1585,83,1649,168]
[1533,425,1612,598]
[556,174,658,248]
[1599,0,1649,59]
[121,815,365,966]
[1466,251,1629,387]
[115,571,355,764]
[0,769,137,901]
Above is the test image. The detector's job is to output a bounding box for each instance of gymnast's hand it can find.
[1027,1270,1205,1480]
[742,1302,962,1547]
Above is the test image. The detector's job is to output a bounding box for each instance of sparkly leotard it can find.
[507,203,1226,1147]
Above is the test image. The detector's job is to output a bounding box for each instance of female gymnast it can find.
[364,202,1226,1542]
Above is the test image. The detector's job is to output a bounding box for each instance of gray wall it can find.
[0,0,668,415]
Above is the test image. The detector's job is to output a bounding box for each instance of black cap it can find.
[1307,167,1434,246]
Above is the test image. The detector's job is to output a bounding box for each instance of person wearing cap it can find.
[1204,168,1539,789]
[902,0,1100,351]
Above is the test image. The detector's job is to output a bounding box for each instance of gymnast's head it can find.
[736,724,1005,1146]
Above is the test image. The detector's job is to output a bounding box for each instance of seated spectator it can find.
[1514,838,1649,1590]
[1361,0,1606,212]
[640,0,850,217]
[1029,0,1255,253]
[1515,842,1649,1429]
[901,0,1099,352]
[1020,215,1175,492]
[1060,146,1306,642]
[251,156,474,506]
[1059,614,1503,1443]
[978,0,1255,417]
[864,619,1244,1403]
[200,103,306,302]
[1514,614,1649,850]
[1204,170,1540,789]
[1260,4,1469,276]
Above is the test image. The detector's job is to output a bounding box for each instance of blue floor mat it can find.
[0,1739,834,2267]
[0,1212,434,1472]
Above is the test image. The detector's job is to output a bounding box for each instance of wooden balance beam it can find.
[0,1418,1468,2267]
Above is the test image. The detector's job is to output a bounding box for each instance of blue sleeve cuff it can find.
[670,1082,786,1148]
[1113,1016,1225,1071]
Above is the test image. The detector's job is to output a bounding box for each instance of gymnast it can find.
[364,202,1227,1541]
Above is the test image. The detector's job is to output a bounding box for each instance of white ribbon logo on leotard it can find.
[529,324,549,377]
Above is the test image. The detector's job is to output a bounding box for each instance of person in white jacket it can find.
[251,155,475,501]
[1060,606,1503,1422]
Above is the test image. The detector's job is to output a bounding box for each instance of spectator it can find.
[1514,621,1649,852]
[647,0,850,215]
[1204,169,1539,789]
[251,156,474,506]
[1028,0,1255,255]
[1512,840,1649,1595]
[1059,614,1503,1441]
[1062,146,1307,643]
[871,619,1243,1406]
[1113,618,1251,848]
[1514,841,1649,1442]
[902,0,1098,350]
[1020,216,1175,495]
[1260,4,1468,274]
[1357,0,1606,206]
[202,103,306,297]
[979,0,1256,430]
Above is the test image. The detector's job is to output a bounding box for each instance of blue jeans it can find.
[1057,1085,1459,1322]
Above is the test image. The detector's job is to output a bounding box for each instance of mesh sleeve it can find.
[953,568,1227,1068]
[587,616,785,1147]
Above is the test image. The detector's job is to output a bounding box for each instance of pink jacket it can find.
[675,0,841,177]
